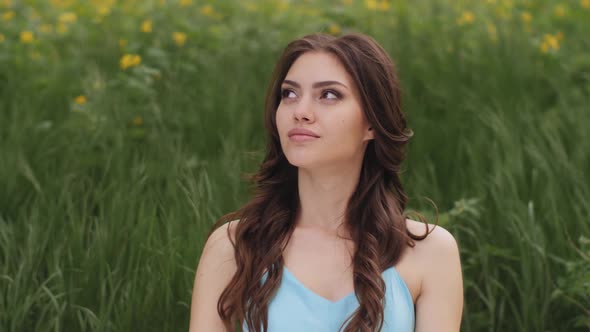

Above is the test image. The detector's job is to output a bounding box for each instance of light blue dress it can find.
[243,265,415,331]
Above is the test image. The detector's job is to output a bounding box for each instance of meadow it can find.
[1,0,589,331]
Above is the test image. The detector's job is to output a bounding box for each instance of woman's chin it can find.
[284,155,315,169]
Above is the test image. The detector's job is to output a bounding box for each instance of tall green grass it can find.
[0,0,589,331]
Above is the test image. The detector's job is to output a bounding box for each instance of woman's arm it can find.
[189,221,237,332]
[414,226,464,332]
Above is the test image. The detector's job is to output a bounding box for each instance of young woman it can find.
[189,32,463,332]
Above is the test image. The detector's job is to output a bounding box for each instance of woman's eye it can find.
[322,90,340,100]
[280,88,340,101]
[281,89,296,99]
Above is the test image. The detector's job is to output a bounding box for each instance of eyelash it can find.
[280,88,341,100]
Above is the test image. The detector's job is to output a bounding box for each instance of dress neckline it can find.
[282,265,397,305]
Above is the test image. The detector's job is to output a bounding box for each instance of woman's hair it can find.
[208,32,433,332]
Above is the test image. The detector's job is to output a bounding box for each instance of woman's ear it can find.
[365,127,375,141]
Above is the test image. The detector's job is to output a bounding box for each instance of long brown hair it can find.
[208,32,433,332]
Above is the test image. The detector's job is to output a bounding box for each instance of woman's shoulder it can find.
[405,218,458,251]
[198,219,240,276]
[403,218,462,293]
[404,218,460,266]
[205,219,239,257]
[190,219,241,331]
[403,219,464,328]
[394,219,459,298]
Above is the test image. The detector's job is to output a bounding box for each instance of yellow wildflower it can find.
[2,10,14,21]
[0,33,5,42]
[141,19,152,33]
[59,12,77,24]
[132,115,143,126]
[377,0,390,11]
[74,95,87,105]
[554,4,566,17]
[457,11,475,25]
[179,0,192,6]
[365,0,377,10]
[545,34,559,49]
[540,34,559,53]
[582,0,590,9]
[119,38,128,48]
[98,6,110,16]
[277,0,289,11]
[120,54,141,70]
[172,31,187,46]
[328,24,341,36]
[20,31,34,43]
[200,5,214,17]
[521,11,532,24]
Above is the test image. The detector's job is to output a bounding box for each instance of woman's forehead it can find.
[284,52,352,87]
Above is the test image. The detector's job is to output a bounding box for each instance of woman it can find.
[189,32,463,332]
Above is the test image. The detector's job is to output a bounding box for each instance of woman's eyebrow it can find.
[282,79,348,90]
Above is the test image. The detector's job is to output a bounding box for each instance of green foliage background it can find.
[1,0,589,331]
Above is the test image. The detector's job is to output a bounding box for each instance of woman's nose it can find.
[293,96,314,122]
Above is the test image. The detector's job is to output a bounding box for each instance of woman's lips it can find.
[289,134,319,142]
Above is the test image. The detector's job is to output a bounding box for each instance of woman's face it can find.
[276,51,374,170]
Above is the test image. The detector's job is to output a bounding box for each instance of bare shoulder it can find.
[203,219,239,260]
[197,219,239,275]
[189,219,240,332]
[405,218,464,331]
[402,219,462,292]
[405,218,459,256]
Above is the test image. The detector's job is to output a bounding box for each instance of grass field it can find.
[1,0,589,331]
